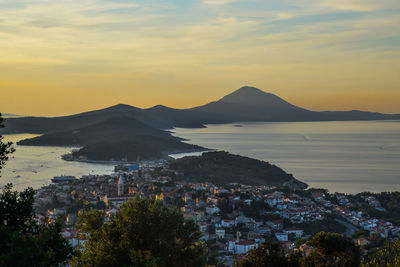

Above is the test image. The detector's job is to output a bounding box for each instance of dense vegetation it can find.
[18,117,204,161]
[169,151,307,189]
[238,232,360,267]
[0,184,73,266]
[72,197,207,267]
[0,114,73,265]
[290,215,347,236]
[0,113,15,177]
[348,192,400,226]
[73,135,203,161]
[361,239,400,266]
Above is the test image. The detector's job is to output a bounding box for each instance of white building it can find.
[221,219,235,228]
[283,228,303,238]
[199,222,208,232]
[216,228,225,239]
[275,232,288,241]
[235,240,257,254]
[206,205,220,215]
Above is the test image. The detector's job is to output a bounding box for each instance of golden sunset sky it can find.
[1,0,400,116]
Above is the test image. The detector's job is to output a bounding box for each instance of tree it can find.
[0,113,15,177]
[0,184,73,266]
[303,232,360,267]
[361,239,400,267]
[72,196,207,267]
[237,242,301,267]
[0,113,73,266]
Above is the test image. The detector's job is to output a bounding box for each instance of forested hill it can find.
[17,117,205,161]
[169,151,307,189]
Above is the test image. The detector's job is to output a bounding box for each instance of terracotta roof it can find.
[236,240,255,246]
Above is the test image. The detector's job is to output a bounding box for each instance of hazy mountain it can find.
[1,104,209,134]
[2,86,400,136]
[218,86,298,108]
[1,113,21,118]
[142,105,224,128]
[192,86,310,121]
[192,86,400,122]
[1,104,171,134]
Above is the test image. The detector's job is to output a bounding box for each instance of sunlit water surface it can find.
[172,120,400,194]
[1,134,114,190]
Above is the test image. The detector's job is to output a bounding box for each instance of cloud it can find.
[203,0,238,5]
[0,0,399,114]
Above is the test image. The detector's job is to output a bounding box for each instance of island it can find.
[169,151,307,190]
[17,116,205,161]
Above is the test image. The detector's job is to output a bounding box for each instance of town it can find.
[34,162,400,266]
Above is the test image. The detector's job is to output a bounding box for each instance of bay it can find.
[171,120,400,194]
[0,134,114,190]
[2,120,400,194]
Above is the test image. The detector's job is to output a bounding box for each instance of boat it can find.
[51,175,76,183]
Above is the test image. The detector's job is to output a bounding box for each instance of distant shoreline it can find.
[61,147,210,165]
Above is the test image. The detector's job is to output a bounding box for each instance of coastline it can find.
[61,147,211,165]
[4,119,400,194]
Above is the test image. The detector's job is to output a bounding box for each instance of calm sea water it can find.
[2,121,399,193]
[0,134,114,191]
[171,120,400,194]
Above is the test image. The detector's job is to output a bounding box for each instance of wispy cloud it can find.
[203,0,238,5]
[0,0,399,114]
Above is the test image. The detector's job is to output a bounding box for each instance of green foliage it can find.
[0,122,72,266]
[361,239,400,267]
[74,136,202,161]
[304,232,360,267]
[237,242,300,267]
[353,192,400,226]
[237,199,271,219]
[292,215,347,235]
[169,151,307,188]
[363,233,385,250]
[72,196,207,267]
[76,209,105,236]
[218,198,234,215]
[236,233,362,267]
[0,184,73,266]
[350,230,368,239]
[0,113,15,177]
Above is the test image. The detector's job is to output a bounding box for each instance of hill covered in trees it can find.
[72,136,203,161]
[169,151,307,189]
[18,117,204,161]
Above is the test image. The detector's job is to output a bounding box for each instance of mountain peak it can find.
[103,103,139,112]
[147,104,170,110]
[218,86,295,108]
[236,86,265,93]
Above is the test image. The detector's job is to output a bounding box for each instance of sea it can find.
[0,134,114,191]
[171,120,400,194]
[1,120,399,194]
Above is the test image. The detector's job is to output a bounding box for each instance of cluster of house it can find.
[362,195,386,212]
[335,207,400,238]
[265,191,328,223]
[33,164,400,266]
[307,191,400,239]
[311,191,400,244]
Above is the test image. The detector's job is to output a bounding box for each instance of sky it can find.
[0,0,400,116]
